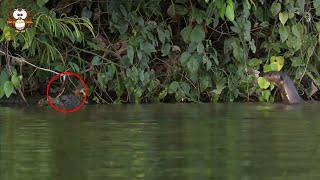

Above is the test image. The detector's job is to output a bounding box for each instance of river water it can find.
[0,103,320,180]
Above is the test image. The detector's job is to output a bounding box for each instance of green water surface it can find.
[1,103,320,180]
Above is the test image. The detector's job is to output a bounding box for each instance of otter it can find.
[38,95,83,110]
[38,83,86,110]
[263,71,304,104]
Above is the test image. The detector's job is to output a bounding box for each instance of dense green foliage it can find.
[1,0,320,103]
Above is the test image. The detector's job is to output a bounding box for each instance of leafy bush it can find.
[1,0,320,103]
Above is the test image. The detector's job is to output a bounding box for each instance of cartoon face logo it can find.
[7,8,33,32]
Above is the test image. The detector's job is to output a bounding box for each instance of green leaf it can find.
[3,26,12,41]
[226,0,233,6]
[307,37,317,59]
[224,38,233,53]
[243,20,252,41]
[54,65,64,72]
[187,55,200,73]
[91,56,102,65]
[230,25,240,33]
[249,39,256,53]
[137,51,142,60]
[164,30,171,40]
[203,55,212,71]
[258,77,271,89]
[139,71,145,83]
[81,7,93,19]
[261,90,271,101]
[200,75,212,92]
[189,73,198,83]
[291,57,304,67]
[176,5,188,15]
[286,36,302,51]
[119,5,128,17]
[263,64,279,72]
[0,85,4,98]
[219,3,227,20]
[314,0,320,16]
[196,43,204,54]
[147,21,157,30]
[157,28,166,44]
[87,41,105,51]
[291,24,300,38]
[142,42,156,56]
[279,25,288,42]
[175,89,185,102]
[231,41,244,61]
[187,42,198,52]
[279,12,288,25]
[190,25,205,43]
[288,12,295,19]
[4,81,14,98]
[106,64,116,81]
[225,5,235,21]
[167,5,175,17]
[115,21,129,35]
[37,0,49,7]
[296,0,305,14]
[249,58,262,67]
[181,82,191,96]
[316,22,320,32]
[11,75,21,88]
[161,43,171,56]
[0,70,9,85]
[142,72,150,86]
[270,56,284,71]
[0,18,6,29]
[23,28,36,50]
[210,48,219,65]
[127,45,134,61]
[181,26,192,43]
[97,73,107,90]
[133,88,143,103]
[69,62,80,73]
[260,21,269,27]
[158,88,168,100]
[129,66,139,81]
[168,81,180,94]
[270,2,281,16]
[212,84,226,95]
[180,52,191,65]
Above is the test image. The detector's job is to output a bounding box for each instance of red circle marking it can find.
[46,72,88,113]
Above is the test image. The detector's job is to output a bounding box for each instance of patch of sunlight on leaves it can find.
[279,12,288,25]
[270,56,284,71]
[258,77,270,89]
[225,5,234,21]
[263,63,279,72]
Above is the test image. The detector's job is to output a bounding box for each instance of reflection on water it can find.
[1,103,320,179]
